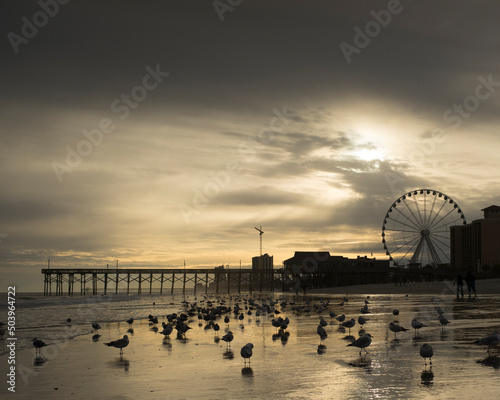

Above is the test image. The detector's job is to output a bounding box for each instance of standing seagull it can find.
[475,331,500,354]
[411,319,427,335]
[389,322,409,338]
[347,333,373,356]
[317,325,328,344]
[160,323,173,338]
[419,343,433,365]
[104,335,129,357]
[32,338,47,356]
[438,315,450,330]
[240,343,253,366]
[358,315,368,327]
[221,331,234,348]
[92,322,101,333]
[342,318,356,335]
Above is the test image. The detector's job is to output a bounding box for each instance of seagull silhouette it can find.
[104,335,129,357]
[240,343,253,366]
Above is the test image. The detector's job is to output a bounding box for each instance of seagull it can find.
[336,314,346,324]
[438,315,450,330]
[221,331,234,348]
[411,318,427,335]
[213,323,220,337]
[317,325,327,343]
[104,335,129,357]
[358,316,368,327]
[126,318,134,326]
[389,322,409,338]
[160,323,173,338]
[32,338,47,356]
[175,321,192,339]
[475,331,500,354]
[419,343,433,365]
[347,333,373,355]
[240,343,253,366]
[92,322,101,333]
[393,309,399,316]
[342,318,356,334]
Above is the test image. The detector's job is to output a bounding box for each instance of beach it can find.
[309,278,500,295]
[1,283,500,399]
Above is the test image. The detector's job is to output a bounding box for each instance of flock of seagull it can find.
[18,293,500,370]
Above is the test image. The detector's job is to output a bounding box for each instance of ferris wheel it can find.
[382,189,466,267]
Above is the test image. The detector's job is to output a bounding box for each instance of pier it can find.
[41,268,280,296]
[41,266,448,296]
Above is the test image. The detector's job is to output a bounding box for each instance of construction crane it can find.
[254,226,264,256]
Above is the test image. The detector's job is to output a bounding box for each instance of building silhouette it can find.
[252,253,273,288]
[450,205,500,272]
[283,251,389,272]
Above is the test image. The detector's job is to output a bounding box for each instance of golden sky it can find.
[2,1,500,290]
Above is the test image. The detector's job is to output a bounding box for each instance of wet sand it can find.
[309,278,500,296]
[2,290,500,399]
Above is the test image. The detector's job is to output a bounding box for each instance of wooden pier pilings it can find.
[42,266,431,296]
[41,268,280,296]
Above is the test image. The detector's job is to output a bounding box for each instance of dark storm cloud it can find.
[3,1,498,111]
[215,185,308,206]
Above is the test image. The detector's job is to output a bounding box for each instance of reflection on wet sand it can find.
[477,355,500,369]
[348,356,372,370]
[162,339,172,351]
[223,349,234,359]
[12,292,500,400]
[107,358,130,371]
[421,368,434,386]
[33,356,46,367]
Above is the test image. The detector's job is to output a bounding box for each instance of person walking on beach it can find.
[465,271,477,298]
[454,273,464,299]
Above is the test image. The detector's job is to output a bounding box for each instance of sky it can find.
[1,1,500,292]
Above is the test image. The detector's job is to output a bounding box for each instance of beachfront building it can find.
[282,251,391,288]
[283,252,389,272]
[252,253,273,288]
[450,205,500,272]
[252,253,273,270]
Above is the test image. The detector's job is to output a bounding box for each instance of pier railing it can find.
[41,268,279,296]
[41,266,449,295]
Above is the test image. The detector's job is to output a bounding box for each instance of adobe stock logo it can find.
[339,0,411,64]
[7,0,71,54]
[213,0,243,22]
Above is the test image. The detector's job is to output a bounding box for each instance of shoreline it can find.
[308,278,500,295]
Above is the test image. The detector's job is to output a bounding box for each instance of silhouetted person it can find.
[302,281,308,295]
[454,274,464,299]
[465,271,477,298]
